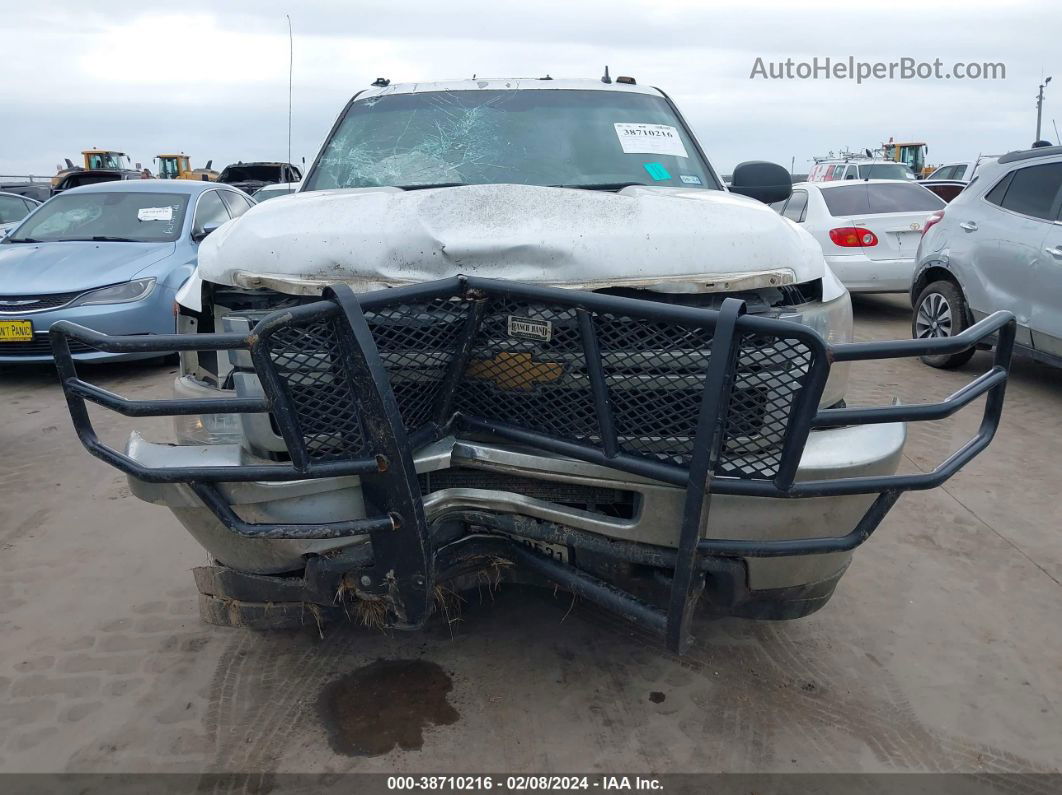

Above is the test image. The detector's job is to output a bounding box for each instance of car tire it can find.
[913,280,975,369]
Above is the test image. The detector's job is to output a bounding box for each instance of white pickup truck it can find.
[51,77,1013,652]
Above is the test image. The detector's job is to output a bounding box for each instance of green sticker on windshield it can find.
[643,162,671,181]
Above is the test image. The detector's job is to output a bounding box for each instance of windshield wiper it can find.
[59,236,138,243]
[551,182,649,191]
[394,182,467,191]
[5,237,42,243]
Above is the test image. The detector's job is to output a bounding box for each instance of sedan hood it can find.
[0,241,175,294]
[199,184,827,295]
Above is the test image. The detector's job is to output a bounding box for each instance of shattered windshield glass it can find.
[304,89,719,191]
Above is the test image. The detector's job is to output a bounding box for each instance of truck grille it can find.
[261,295,813,480]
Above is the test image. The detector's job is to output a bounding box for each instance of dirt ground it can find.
[0,295,1059,781]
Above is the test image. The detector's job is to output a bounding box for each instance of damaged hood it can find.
[197,183,828,296]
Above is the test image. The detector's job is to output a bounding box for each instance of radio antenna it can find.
[286,14,293,171]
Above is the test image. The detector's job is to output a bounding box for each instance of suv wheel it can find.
[913,280,975,368]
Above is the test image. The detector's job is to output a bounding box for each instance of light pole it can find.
[1036,76,1052,142]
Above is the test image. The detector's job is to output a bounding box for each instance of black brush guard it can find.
[50,276,1015,652]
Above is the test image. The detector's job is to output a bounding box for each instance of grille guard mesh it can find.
[244,286,824,484]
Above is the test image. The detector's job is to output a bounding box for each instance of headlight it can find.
[69,278,156,307]
[173,412,244,445]
[172,374,244,445]
[790,290,853,407]
[796,289,853,347]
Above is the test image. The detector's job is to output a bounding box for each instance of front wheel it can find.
[913,280,975,369]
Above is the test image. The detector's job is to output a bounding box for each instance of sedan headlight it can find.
[69,278,156,307]
[791,290,853,407]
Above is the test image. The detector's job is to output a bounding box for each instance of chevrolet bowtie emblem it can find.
[465,352,564,391]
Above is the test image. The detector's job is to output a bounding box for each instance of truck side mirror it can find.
[728,161,792,204]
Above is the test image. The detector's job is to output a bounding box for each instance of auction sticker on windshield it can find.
[0,319,33,342]
[644,162,672,181]
[138,207,173,222]
[614,123,689,158]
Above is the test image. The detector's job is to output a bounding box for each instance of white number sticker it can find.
[138,206,173,222]
[614,123,689,158]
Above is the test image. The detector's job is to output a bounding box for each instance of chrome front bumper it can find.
[128,421,905,590]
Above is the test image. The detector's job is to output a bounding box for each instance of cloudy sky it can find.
[3,0,1059,178]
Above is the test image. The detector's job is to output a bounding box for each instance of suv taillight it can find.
[922,210,945,238]
[829,227,878,247]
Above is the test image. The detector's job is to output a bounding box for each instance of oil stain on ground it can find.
[318,658,459,756]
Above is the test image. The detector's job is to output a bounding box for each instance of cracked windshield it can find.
[304,88,719,191]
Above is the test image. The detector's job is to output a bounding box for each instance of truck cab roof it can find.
[357,76,665,100]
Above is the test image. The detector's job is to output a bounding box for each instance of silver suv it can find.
[912,145,1062,368]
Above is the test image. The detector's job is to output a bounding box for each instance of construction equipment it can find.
[155,154,219,182]
[52,150,137,188]
[81,149,132,171]
[881,139,935,178]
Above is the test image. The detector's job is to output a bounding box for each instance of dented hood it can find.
[197,183,827,296]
